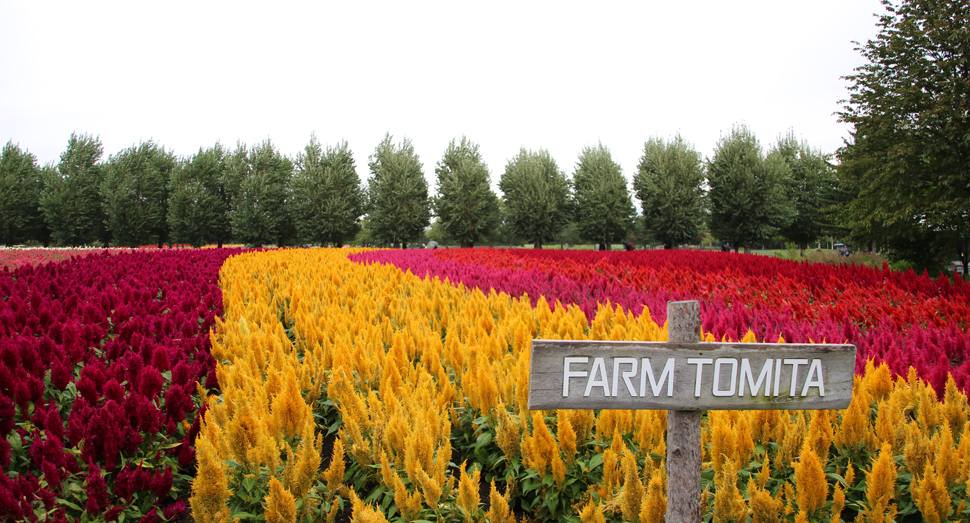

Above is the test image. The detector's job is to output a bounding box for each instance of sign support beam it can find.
[666,300,702,523]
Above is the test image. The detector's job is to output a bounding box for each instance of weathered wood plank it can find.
[527,340,856,410]
[666,300,703,523]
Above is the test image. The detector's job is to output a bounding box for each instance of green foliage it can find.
[634,135,706,248]
[499,148,572,249]
[168,144,233,248]
[101,139,176,247]
[228,140,293,247]
[706,124,795,251]
[433,136,501,248]
[573,143,636,250]
[837,0,970,275]
[366,133,431,248]
[292,135,364,247]
[0,141,47,246]
[39,133,108,247]
[771,132,841,251]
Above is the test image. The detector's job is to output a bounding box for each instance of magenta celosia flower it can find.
[162,499,187,520]
[104,506,124,522]
[49,357,72,391]
[102,379,125,405]
[151,346,170,372]
[137,366,164,400]
[150,467,172,498]
[84,461,108,514]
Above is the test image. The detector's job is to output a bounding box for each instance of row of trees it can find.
[0,127,838,253]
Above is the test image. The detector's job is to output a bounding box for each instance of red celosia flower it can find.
[162,499,187,520]
[104,506,124,522]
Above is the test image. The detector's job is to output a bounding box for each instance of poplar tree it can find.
[499,148,571,249]
[0,141,47,245]
[101,140,176,247]
[706,125,795,252]
[366,133,430,248]
[573,143,636,250]
[40,133,107,246]
[634,135,706,248]
[432,136,500,247]
[168,144,232,248]
[229,140,292,247]
[292,135,364,246]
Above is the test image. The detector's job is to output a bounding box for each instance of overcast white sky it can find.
[1,0,885,192]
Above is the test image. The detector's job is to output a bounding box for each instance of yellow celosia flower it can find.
[456,461,481,520]
[748,483,783,523]
[552,452,567,490]
[189,417,233,523]
[864,442,897,521]
[903,421,931,478]
[793,447,827,515]
[830,483,845,523]
[557,410,577,464]
[324,437,346,494]
[712,458,746,523]
[580,501,607,523]
[912,464,952,523]
[621,451,645,523]
[484,480,516,523]
[264,477,297,523]
[639,470,666,523]
[349,489,391,523]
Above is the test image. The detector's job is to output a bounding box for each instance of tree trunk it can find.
[534,241,542,249]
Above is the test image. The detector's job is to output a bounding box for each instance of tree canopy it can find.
[168,144,232,248]
[366,134,431,248]
[706,124,795,252]
[292,135,364,247]
[772,132,840,251]
[633,135,705,248]
[499,148,572,249]
[101,140,176,247]
[228,140,292,247]
[39,133,107,246]
[837,0,970,273]
[573,144,635,249]
[0,141,47,246]
[432,136,500,247]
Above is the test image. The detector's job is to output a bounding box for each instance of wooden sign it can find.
[527,340,856,411]
[526,300,859,523]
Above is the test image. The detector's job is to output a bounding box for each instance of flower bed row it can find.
[193,248,970,523]
[0,249,122,269]
[1,249,235,522]
[350,249,970,397]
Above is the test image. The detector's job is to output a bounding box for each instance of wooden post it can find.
[666,300,702,523]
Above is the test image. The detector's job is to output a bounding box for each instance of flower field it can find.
[1,249,233,522]
[5,247,970,522]
[0,249,121,269]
